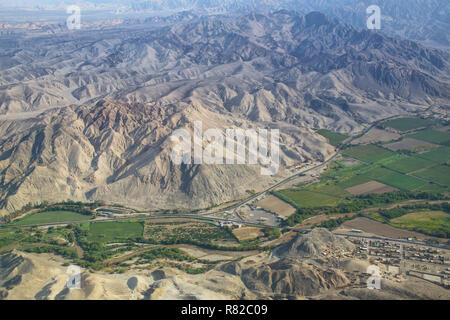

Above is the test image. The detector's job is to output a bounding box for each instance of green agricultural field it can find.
[384,118,432,132]
[86,221,144,243]
[409,130,450,146]
[417,147,450,164]
[390,211,450,238]
[317,129,348,146]
[310,184,350,197]
[361,166,394,179]
[342,145,395,163]
[11,210,92,226]
[417,183,449,193]
[335,175,373,189]
[385,156,436,173]
[375,172,427,191]
[413,165,450,187]
[275,189,341,208]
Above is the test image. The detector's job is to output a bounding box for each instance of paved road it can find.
[0,213,274,230]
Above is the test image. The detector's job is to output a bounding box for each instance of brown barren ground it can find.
[233,227,264,241]
[346,180,398,196]
[385,138,439,152]
[351,128,400,145]
[255,194,296,218]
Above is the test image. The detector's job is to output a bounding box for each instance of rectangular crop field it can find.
[417,147,450,164]
[309,184,350,197]
[385,138,439,153]
[317,129,348,146]
[384,118,432,132]
[375,172,427,191]
[385,156,436,173]
[409,130,450,146]
[11,210,92,226]
[345,181,397,196]
[362,167,394,179]
[413,165,450,187]
[390,211,450,238]
[255,194,296,218]
[87,221,144,243]
[342,145,395,163]
[335,175,373,189]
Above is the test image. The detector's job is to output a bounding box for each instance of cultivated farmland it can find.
[274,189,341,208]
[391,211,450,238]
[341,217,435,240]
[86,221,144,243]
[345,181,397,196]
[385,138,439,152]
[376,172,428,191]
[413,165,450,186]
[255,194,296,218]
[342,145,395,163]
[351,128,400,145]
[417,147,450,163]
[385,156,436,173]
[11,210,92,226]
[383,118,433,132]
[409,129,450,145]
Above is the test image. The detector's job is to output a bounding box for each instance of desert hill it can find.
[2,229,449,300]
[0,11,449,213]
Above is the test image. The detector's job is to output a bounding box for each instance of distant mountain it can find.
[0,11,449,213]
[2,1,448,48]
[0,98,330,214]
[1,11,448,117]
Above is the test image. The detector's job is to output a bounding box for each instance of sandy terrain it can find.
[255,194,296,218]
[346,180,398,195]
[178,245,258,261]
[351,128,400,145]
[232,227,264,241]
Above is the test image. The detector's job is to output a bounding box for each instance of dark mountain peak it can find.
[272,9,298,17]
[304,11,330,27]
[77,99,170,132]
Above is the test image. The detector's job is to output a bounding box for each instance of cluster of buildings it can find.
[348,237,450,287]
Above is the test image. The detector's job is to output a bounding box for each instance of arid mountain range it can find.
[0,11,449,214]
